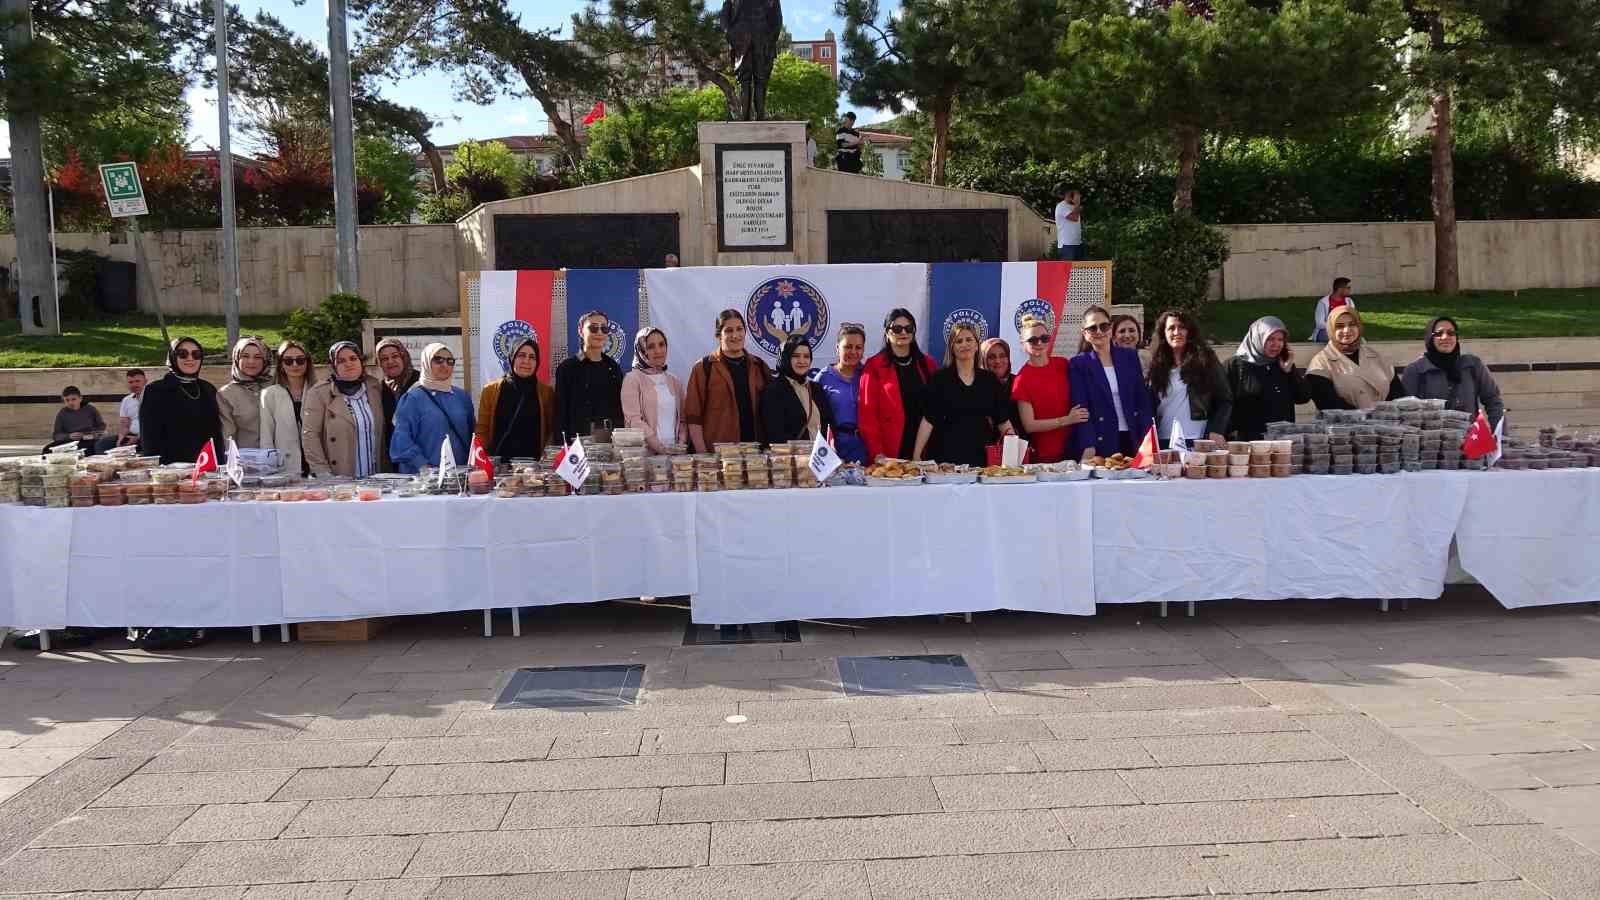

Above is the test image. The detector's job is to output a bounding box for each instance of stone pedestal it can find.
[697,121,810,266]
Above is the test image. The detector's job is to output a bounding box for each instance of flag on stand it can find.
[477,270,555,388]
[552,436,591,491]
[582,101,607,125]
[809,431,841,483]
[1462,411,1503,464]
[1168,419,1188,454]
[436,435,458,489]
[929,261,1075,373]
[192,439,218,484]
[224,437,245,487]
[468,435,494,480]
[1131,423,1159,469]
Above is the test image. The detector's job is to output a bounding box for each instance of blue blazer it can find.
[1067,347,1153,458]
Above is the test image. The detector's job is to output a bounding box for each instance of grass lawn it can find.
[1202,288,1600,342]
[0,315,290,368]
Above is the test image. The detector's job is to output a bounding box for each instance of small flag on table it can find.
[1462,411,1503,465]
[192,438,218,484]
[809,431,841,483]
[436,434,458,489]
[224,437,245,487]
[552,436,590,490]
[1131,423,1159,469]
[1168,419,1188,454]
[468,435,495,480]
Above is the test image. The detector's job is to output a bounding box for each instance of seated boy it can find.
[47,386,106,453]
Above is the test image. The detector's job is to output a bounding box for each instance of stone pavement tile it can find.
[667,644,786,663]
[500,789,660,828]
[763,677,848,702]
[725,750,811,784]
[679,658,832,682]
[1450,696,1600,724]
[849,720,961,747]
[1208,884,1547,899]
[364,655,473,675]
[1138,731,1344,766]
[962,649,1071,671]
[984,691,1098,716]
[1438,754,1545,790]
[174,718,311,746]
[0,776,35,802]
[1243,679,1348,713]
[405,825,707,876]
[1560,824,1600,853]
[661,777,940,823]
[951,717,1054,743]
[377,754,724,796]
[1318,680,1467,707]
[1519,749,1600,787]
[736,694,995,723]
[167,802,307,843]
[711,810,1070,865]
[273,767,393,801]
[449,705,736,736]
[344,878,443,899]
[1060,648,1210,669]
[338,691,436,713]
[0,845,197,893]
[1355,702,1476,727]
[426,871,627,899]
[992,665,1232,691]
[238,885,348,899]
[1043,708,1301,740]
[933,771,1140,811]
[641,722,852,755]
[1281,660,1357,682]
[549,731,642,759]
[147,888,248,899]
[91,770,295,807]
[1055,799,1341,848]
[1121,761,1393,803]
[863,847,1213,900]
[140,742,385,775]
[372,735,554,766]
[163,836,421,887]
[19,721,131,748]
[1201,834,1519,894]
[297,712,459,742]
[1026,740,1155,771]
[1495,784,1600,827]
[28,805,197,848]
[0,748,82,778]
[1088,683,1269,712]
[1394,722,1586,756]
[808,744,1039,780]
[1444,673,1600,701]
[283,794,511,837]
[392,671,505,692]
[643,682,778,706]
[1290,795,1448,838]
[627,861,870,899]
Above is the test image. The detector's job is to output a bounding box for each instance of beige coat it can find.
[217,381,265,448]
[259,384,305,477]
[302,376,390,477]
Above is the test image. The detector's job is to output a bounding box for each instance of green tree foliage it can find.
[572,0,745,119]
[765,54,838,136]
[1086,212,1230,320]
[443,139,525,191]
[355,135,422,224]
[283,293,373,358]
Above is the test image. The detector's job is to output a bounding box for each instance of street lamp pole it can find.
[215,0,241,348]
[327,0,360,295]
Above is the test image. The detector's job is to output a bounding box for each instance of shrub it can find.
[282,292,372,359]
[1107,212,1230,321]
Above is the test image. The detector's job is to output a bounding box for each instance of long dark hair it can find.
[875,307,927,368]
[1148,308,1220,403]
[1077,304,1111,354]
[714,308,745,336]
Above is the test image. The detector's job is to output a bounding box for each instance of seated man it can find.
[98,368,146,453]
[1310,276,1357,342]
[47,386,106,454]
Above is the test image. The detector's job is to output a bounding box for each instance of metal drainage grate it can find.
[838,654,981,697]
[682,621,801,646]
[493,664,644,710]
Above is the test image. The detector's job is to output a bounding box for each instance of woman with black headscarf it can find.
[761,334,835,444]
[139,336,224,465]
[303,341,389,478]
[475,336,556,463]
[1402,316,1505,425]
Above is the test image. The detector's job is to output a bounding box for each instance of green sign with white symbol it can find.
[98,162,148,217]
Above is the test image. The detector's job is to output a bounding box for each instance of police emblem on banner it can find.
[942,307,990,343]
[746,277,829,358]
[493,320,540,372]
[1014,297,1055,335]
[600,321,626,363]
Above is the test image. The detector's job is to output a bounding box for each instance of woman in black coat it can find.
[1226,315,1311,441]
[139,336,224,465]
[761,335,835,444]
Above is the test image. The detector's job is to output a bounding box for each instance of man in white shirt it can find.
[111,368,145,450]
[1054,186,1084,260]
[1310,277,1356,341]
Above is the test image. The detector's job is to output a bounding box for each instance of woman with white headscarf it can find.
[1307,306,1406,411]
[1226,315,1310,441]
[621,327,686,454]
[217,335,272,448]
[390,341,474,474]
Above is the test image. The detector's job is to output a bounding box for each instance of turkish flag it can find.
[468,435,494,480]
[1461,410,1501,461]
[581,101,607,125]
[1131,423,1159,469]
[192,438,218,484]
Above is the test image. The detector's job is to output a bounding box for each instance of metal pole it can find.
[2,0,58,335]
[47,185,59,326]
[327,0,360,294]
[214,0,241,348]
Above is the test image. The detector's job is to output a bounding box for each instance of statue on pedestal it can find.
[719,0,783,121]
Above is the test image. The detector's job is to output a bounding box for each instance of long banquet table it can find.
[1,470,1594,631]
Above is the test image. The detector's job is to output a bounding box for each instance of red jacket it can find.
[857,350,938,461]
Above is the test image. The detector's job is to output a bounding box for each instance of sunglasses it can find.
[1024,335,1051,346]
[1432,329,1457,338]
[432,356,456,366]
[174,349,203,360]
[280,356,308,366]
[585,324,608,334]
[1083,322,1113,334]
[887,325,915,335]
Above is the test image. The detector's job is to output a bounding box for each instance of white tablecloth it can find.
[692,482,1096,624]
[1454,469,1600,609]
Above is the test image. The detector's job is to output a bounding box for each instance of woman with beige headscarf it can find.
[1306,305,1406,410]
[217,336,272,447]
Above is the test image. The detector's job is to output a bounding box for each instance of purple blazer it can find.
[1067,347,1154,458]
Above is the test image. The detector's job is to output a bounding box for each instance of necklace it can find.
[178,382,201,401]
[893,355,914,367]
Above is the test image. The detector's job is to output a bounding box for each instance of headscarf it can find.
[168,337,203,384]
[1423,316,1462,385]
[1307,306,1393,409]
[778,335,812,385]
[229,336,273,385]
[493,337,543,459]
[374,337,417,394]
[980,338,1012,384]
[417,341,454,393]
[327,341,367,397]
[632,327,667,373]
[1236,316,1289,367]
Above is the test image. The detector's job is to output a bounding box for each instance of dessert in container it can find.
[1249,464,1270,478]
[1227,464,1249,478]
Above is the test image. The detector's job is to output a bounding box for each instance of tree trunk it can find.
[1428,20,1459,294]
[2,0,58,334]
[415,135,447,194]
[930,96,953,186]
[1173,126,1201,213]
[518,65,585,166]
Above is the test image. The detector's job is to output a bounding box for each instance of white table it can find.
[1454,468,1600,609]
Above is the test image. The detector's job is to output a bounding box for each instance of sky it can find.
[0,0,873,158]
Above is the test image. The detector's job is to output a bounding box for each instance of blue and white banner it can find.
[643,263,929,375]
[564,268,640,366]
[929,263,1002,354]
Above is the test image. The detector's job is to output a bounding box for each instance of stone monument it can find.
[720,0,783,121]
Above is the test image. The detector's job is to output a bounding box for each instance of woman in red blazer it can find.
[858,307,938,460]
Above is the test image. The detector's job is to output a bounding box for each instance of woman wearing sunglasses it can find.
[388,342,472,474]
[1401,316,1504,425]
[260,340,316,477]
[554,309,625,442]
[859,308,937,460]
[139,336,224,465]
[1067,305,1153,461]
[1011,313,1087,463]
[304,342,391,478]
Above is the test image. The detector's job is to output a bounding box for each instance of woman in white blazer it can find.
[259,339,315,477]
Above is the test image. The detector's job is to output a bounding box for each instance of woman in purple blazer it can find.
[1067,305,1154,460]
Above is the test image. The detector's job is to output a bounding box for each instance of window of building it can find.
[820,46,831,59]
[795,45,811,58]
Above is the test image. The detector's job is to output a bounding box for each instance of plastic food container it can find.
[1184,465,1207,480]
[1206,465,1228,479]
[1227,464,1249,478]
[1271,463,1291,477]
[304,488,332,502]
[1190,440,1217,453]
[1227,441,1252,455]
[69,496,96,508]
[1331,462,1354,475]
[1227,453,1250,466]
[1184,452,1209,467]
[1249,464,1270,478]
[1354,462,1378,474]
[1205,450,1229,467]
[279,488,305,502]
[1307,460,1330,474]
[178,491,206,505]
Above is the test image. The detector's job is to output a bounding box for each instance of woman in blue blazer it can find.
[1067,305,1154,460]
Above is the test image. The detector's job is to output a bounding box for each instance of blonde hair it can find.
[1018,314,1049,336]
[944,322,982,367]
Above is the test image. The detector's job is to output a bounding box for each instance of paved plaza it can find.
[2,590,1600,898]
